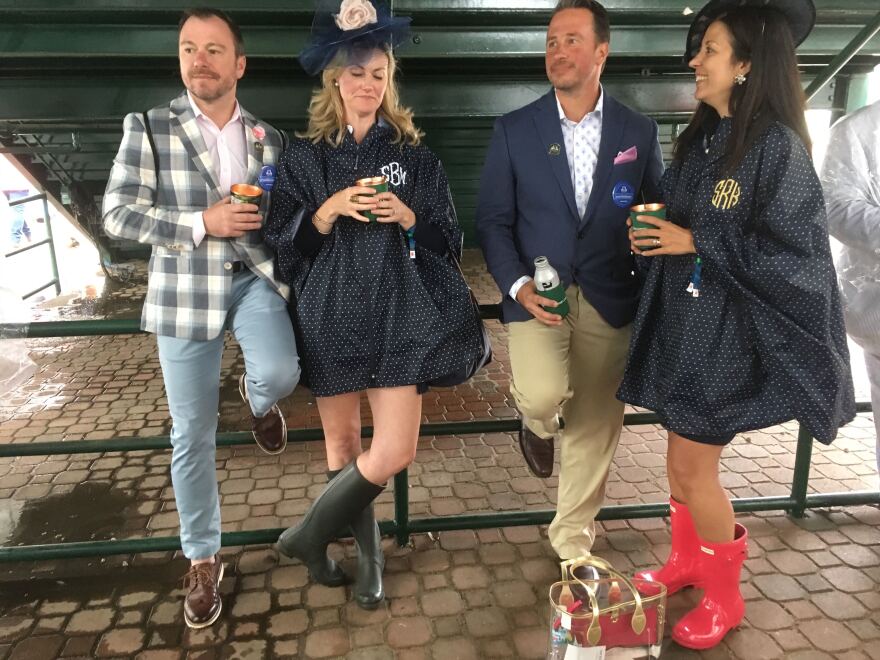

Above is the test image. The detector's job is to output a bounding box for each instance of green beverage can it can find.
[537,284,569,317]
[230,183,263,205]
[356,175,388,222]
[629,202,665,230]
[534,256,570,318]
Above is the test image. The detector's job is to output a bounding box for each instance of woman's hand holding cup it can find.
[317,185,379,226]
[627,204,696,256]
[315,179,415,230]
[370,191,416,230]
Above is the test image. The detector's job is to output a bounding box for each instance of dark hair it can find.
[552,0,611,45]
[179,8,245,57]
[673,8,811,172]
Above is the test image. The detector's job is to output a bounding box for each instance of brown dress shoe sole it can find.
[184,562,225,629]
[518,428,553,478]
[252,405,287,455]
[239,374,288,455]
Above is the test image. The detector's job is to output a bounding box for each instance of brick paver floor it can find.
[1,251,878,659]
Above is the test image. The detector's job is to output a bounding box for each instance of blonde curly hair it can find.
[298,47,423,147]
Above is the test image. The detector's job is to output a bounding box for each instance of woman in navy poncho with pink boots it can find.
[618,0,855,649]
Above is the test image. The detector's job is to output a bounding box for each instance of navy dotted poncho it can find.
[263,123,483,397]
[618,119,855,444]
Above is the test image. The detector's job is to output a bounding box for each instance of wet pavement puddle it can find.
[1,482,135,548]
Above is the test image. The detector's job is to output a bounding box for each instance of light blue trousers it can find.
[866,350,880,479]
[157,270,300,560]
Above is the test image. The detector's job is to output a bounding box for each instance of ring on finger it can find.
[350,194,359,204]
[653,238,661,247]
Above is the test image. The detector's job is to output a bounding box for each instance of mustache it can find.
[188,68,218,78]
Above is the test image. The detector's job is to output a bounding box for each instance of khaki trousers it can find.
[508,285,631,559]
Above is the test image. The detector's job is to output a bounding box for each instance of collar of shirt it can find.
[186,90,243,131]
[346,116,390,133]
[555,85,604,127]
[185,90,248,194]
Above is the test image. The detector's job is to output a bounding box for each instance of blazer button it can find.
[223,262,233,271]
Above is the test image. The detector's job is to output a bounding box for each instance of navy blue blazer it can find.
[476,89,664,328]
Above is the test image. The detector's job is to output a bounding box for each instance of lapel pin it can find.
[254,142,264,153]
[252,125,266,140]
[548,143,561,156]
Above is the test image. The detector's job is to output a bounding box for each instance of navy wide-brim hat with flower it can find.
[299,0,412,76]
[684,0,816,62]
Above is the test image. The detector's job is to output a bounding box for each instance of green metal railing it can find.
[4,192,61,300]
[0,317,876,563]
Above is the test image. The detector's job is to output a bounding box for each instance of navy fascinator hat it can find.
[299,0,412,76]
[684,0,816,62]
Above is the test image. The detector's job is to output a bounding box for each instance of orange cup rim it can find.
[231,184,263,197]
[356,176,387,186]
[630,203,665,213]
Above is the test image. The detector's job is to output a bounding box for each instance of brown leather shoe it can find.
[183,555,224,629]
[239,373,287,455]
[518,425,555,478]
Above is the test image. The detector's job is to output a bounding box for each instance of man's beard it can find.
[187,71,232,102]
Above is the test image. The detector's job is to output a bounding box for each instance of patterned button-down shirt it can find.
[508,87,606,302]
[556,87,604,219]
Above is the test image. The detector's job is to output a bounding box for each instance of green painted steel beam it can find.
[400,491,880,529]
[805,491,880,507]
[789,425,815,517]
[805,9,880,101]
[1,318,143,337]
[394,471,411,546]
[4,236,51,259]
[21,280,59,301]
[0,75,839,125]
[3,490,877,563]
[1,0,878,23]
[3,305,511,338]
[0,414,663,458]
[2,23,878,59]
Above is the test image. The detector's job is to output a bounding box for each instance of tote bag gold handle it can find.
[561,555,648,642]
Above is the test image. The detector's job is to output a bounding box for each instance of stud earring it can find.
[734,73,747,85]
[333,80,339,87]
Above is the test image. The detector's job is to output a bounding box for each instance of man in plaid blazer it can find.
[103,8,300,629]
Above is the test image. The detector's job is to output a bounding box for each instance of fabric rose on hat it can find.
[334,0,378,31]
[298,0,410,76]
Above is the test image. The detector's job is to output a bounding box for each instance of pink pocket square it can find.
[614,146,638,165]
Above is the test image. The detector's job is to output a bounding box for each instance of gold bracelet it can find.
[313,212,334,234]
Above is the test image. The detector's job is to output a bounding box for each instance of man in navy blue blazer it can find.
[477,0,664,560]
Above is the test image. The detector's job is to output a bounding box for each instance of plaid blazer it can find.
[103,91,289,340]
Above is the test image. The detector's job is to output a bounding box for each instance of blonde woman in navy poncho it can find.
[263,0,483,612]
